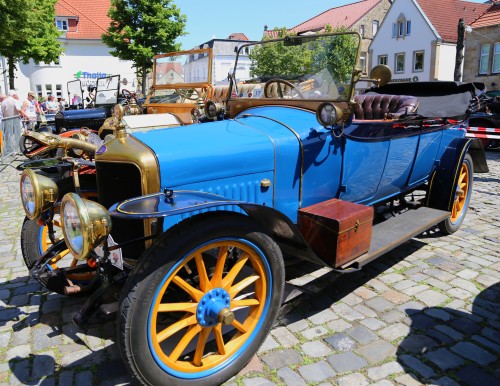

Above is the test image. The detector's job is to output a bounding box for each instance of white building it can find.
[1,0,136,100]
[191,33,257,85]
[369,0,489,83]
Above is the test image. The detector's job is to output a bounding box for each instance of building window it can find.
[479,44,491,74]
[406,21,412,36]
[359,52,367,73]
[398,21,404,37]
[36,85,42,97]
[493,43,500,74]
[56,84,62,98]
[378,55,388,65]
[45,85,53,95]
[413,51,424,72]
[373,20,379,36]
[360,25,365,38]
[395,53,405,73]
[55,19,68,31]
[393,16,411,39]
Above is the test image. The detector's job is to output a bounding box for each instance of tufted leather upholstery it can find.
[353,94,419,120]
[213,85,230,102]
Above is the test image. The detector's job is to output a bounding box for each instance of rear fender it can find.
[427,137,480,211]
[468,138,489,173]
[109,190,328,267]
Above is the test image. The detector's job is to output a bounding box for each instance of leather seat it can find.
[353,94,419,120]
[213,85,229,102]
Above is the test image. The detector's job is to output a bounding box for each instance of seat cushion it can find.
[353,94,419,120]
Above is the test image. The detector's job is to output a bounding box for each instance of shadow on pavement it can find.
[396,282,499,385]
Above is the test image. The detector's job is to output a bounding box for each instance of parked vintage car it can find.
[18,32,488,386]
[467,95,500,149]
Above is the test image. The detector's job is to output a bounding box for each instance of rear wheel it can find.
[439,154,473,235]
[118,214,285,386]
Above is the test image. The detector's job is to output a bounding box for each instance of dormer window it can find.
[56,18,68,31]
[392,14,411,39]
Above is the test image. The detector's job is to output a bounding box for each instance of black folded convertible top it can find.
[365,81,484,118]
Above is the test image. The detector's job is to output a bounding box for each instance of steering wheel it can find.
[121,89,138,105]
[264,79,304,99]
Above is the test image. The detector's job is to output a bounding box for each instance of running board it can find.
[339,207,450,271]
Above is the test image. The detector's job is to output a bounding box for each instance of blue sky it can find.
[175,0,354,49]
[175,0,489,50]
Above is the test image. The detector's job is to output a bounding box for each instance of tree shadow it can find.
[2,275,136,385]
[396,282,500,385]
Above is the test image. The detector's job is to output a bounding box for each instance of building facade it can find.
[462,1,500,91]
[1,0,136,100]
[369,0,489,83]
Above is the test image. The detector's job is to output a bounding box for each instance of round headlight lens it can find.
[61,193,111,260]
[316,102,338,127]
[62,198,83,255]
[20,172,36,217]
[205,101,218,119]
[19,169,59,220]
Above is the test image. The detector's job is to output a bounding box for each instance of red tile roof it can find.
[290,0,384,34]
[470,2,500,28]
[415,0,490,42]
[55,0,111,40]
[227,33,249,41]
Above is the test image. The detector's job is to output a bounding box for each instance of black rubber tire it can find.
[439,153,473,235]
[117,213,285,386]
[20,174,98,295]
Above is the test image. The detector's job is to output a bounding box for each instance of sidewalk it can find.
[0,151,499,386]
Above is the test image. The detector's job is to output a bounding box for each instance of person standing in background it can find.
[46,95,59,113]
[1,90,24,118]
[0,94,6,120]
[21,91,38,130]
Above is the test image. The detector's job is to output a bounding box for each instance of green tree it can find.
[0,0,62,89]
[102,0,186,95]
[249,28,312,78]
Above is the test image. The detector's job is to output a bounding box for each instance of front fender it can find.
[109,190,328,267]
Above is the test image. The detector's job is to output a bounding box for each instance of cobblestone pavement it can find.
[0,151,498,386]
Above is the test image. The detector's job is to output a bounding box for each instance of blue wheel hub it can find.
[197,288,231,327]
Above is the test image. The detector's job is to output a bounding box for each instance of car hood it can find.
[132,118,275,188]
[131,106,320,189]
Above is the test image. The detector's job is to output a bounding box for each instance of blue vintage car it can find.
[18,32,488,386]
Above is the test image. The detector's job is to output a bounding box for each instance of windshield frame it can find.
[230,31,362,103]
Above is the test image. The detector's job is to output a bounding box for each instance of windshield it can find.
[154,48,211,87]
[95,75,120,106]
[148,48,212,104]
[67,80,83,106]
[232,32,361,102]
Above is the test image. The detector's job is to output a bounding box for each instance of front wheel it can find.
[118,213,285,386]
[439,153,473,235]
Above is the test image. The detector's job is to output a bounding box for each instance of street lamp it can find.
[465,25,497,44]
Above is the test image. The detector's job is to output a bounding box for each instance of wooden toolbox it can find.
[298,198,374,268]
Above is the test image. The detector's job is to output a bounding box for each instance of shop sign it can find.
[74,70,111,80]
[391,76,419,83]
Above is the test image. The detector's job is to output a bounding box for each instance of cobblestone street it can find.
[0,151,498,386]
